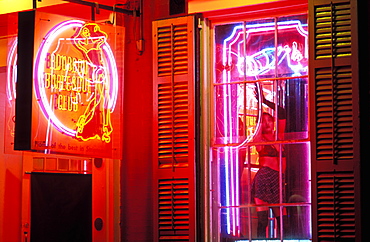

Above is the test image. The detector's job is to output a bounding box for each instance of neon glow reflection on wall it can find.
[5,39,18,139]
[219,19,308,236]
[33,20,118,144]
[7,39,17,104]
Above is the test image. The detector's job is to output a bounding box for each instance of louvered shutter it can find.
[152,15,197,242]
[309,0,361,241]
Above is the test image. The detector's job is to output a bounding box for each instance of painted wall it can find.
[0,13,23,242]
[120,0,154,240]
[0,0,305,241]
[0,0,158,241]
[0,87,23,240]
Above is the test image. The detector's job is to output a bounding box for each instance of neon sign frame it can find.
[13,11,123,158]
[33,19,118,139]
[216,18,309,237]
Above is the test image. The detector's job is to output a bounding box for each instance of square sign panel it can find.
[15,11,124,159]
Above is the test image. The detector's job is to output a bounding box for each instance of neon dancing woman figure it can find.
[73,23,113,143]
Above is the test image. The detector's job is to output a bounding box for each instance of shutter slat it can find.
[153,15,195,242]
[314,2,352,59]
[158,178,190,240]
[314,65,354,161]
[316,172,356,239]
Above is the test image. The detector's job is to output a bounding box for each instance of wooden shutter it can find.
[309,0,361,241]
[316,171,356,240]
[152,15,197,242]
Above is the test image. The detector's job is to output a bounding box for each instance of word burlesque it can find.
[43,53,95,112]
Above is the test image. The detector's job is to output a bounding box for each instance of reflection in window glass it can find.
[211,14,310,241]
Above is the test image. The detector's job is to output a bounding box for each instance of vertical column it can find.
[92,158,107,242]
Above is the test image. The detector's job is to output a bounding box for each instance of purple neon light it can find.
[6,39,17,103]
[33,20,119,137]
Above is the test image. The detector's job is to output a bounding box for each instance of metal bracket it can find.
[62,0,140,17]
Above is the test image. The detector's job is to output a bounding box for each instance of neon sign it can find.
[11,11,123,158]
[34,20,118,143]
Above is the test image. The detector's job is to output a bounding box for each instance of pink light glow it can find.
[6,39,17,103]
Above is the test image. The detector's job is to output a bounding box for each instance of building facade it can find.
[0,0,368,241]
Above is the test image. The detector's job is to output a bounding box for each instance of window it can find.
[210,14,311,241]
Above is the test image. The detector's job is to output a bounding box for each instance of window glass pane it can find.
[213,82,259,145]
[214,22,243,85]
[284,205,311,239]
[245,18,276,79]
[285,77,309,140]
[277,14,308,77]
[240,133,311,240]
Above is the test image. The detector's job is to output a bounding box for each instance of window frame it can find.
[207,7,311,241]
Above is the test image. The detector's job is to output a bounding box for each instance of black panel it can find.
[286,78,308,133]
[14,10,35,150]
[31,173,92,242]
[170,0,186,15]
[358,0,370,241]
